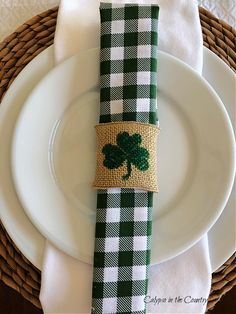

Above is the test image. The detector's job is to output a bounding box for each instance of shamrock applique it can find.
[102,131,149,180]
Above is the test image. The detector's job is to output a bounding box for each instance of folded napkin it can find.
[40,1,211,313]
[92,4,159,313]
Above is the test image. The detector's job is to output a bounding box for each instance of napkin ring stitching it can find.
[102,131,150,181]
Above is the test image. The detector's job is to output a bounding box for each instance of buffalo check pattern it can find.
[92,3,159,313]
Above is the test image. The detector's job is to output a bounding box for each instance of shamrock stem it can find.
[122,160,132,180]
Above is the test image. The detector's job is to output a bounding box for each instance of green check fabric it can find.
[92,3,159,313]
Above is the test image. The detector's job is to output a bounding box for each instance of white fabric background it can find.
[0,0,235,42]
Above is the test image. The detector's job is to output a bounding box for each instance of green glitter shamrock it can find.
[102,132,149,180]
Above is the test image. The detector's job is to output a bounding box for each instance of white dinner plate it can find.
[0,48,54,269]
[0,46,235,271]
[202,48,236,271]
[12,48,235,265]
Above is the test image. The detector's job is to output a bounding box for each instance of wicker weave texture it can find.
[0,6,235,311]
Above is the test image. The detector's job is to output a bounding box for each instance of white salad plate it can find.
[0,46,235,271]
[11,48,235,266]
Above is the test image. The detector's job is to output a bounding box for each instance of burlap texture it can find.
[93,122,160,192]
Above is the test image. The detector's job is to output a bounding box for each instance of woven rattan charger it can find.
[0,6,235,312]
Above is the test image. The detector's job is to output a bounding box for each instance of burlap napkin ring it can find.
[93,121,160,192]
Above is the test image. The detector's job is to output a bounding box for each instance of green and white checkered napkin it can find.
[92,3,159,313]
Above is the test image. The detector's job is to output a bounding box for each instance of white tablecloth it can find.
[0,0,235,42]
